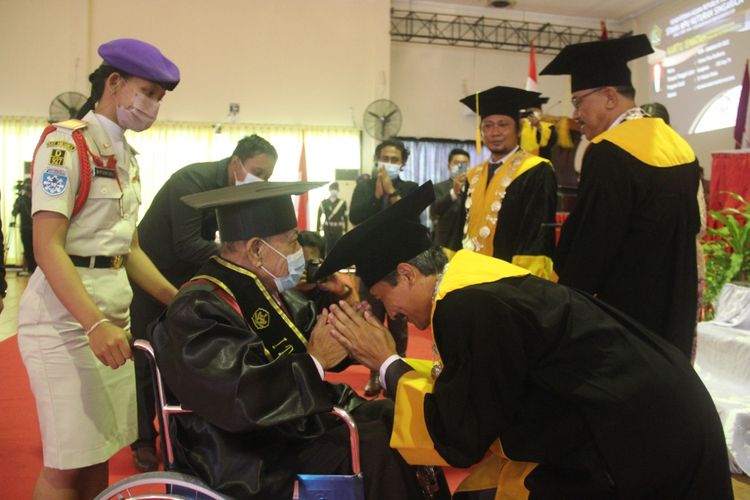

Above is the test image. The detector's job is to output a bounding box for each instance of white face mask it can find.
[116,91,159,132]
[235,161,265,185]
[377,161,401,180]
[450,162,468,178]
[329,190,338,199]
[259,240,305,292]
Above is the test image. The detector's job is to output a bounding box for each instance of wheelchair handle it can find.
[330,406,361,474]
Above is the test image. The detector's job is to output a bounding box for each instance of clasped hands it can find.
[307,301,397,372]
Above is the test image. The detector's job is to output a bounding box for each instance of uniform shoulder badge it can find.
[53,119,88,131]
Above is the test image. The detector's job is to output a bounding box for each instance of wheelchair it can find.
[95,339,364,500]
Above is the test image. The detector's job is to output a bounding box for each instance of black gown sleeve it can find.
[153,289,334,433]
[425,288,528,467]
[167,175,220,265]
[349,179,380,225]
[494,162,557,260]
[429,180,453,219]
[554,143,634,293]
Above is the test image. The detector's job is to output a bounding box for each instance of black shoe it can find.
[133,446,159,472]
[364,374,382,397]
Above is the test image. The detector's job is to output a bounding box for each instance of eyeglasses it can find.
[571,87,605,110]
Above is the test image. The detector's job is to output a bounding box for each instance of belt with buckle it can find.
[69,255,126,269]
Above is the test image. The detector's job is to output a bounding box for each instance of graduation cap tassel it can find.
[475,92,482,155]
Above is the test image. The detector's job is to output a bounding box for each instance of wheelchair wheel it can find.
[95,471,229,500]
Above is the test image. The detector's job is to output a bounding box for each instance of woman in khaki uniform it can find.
[17,38,180,499]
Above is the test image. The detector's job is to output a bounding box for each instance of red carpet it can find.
[0,326,470,497]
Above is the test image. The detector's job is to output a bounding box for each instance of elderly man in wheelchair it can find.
[135,182,447,499]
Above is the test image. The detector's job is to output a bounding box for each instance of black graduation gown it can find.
[150,257,424,499]
[555,118,700,357]
[492,162,557,264]
[386,252,731,499]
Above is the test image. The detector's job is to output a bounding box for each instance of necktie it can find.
[487,161,502,184]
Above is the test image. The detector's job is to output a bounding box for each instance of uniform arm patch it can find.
[41,167,68,196]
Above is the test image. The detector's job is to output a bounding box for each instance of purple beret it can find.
[98,38,180,91]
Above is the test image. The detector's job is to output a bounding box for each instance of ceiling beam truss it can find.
[391,9,628,54]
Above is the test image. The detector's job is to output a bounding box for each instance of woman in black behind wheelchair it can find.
[150,182,449,499]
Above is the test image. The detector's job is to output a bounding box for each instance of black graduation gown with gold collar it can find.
[150,256,366,499]
[385,250,731,499]
[555,117,701,357]
[461,152,557,279]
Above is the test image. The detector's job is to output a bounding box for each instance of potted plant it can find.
[702,192,750,319]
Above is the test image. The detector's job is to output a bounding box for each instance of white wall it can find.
[392,42,576,139]
[0,0,390,131]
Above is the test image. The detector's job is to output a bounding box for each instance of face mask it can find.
[260,240,305,292]
[116,91,159,132]
[450,162,468,178]
[235,165,265,185]
[329,190,338,199]
[378,161,401,180]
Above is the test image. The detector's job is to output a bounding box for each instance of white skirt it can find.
[17,267,137,470]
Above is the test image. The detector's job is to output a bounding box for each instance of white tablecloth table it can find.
[694,284,750,475]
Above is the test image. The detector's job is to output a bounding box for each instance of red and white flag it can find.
[526,42,538,92]
[599,20,608,40]
[735,60,750,149]
[297,137,309,229]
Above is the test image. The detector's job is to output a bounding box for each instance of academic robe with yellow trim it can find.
[555,117,700,357]
[460,155,557,279]
[150,256,426,499]
[386,250,731,499]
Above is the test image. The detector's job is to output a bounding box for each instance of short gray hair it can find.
[219,240,246,255]
[380,246,448,286]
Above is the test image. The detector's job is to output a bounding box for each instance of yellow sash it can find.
[591,118,695,167]
[463,151,548,257]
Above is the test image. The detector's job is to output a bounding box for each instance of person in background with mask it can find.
[128,133,277,471]
[317,181,348,254]
[17,38,180,499]
[349,139,417,396]
[295,230,359,313]
[429,148,470,252]
[150,182,439,499]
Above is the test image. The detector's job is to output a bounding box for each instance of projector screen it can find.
[645,0,750,136]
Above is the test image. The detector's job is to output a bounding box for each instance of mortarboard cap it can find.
[460,86,542,121]
[98,38,180,91]
[540,34,653,92]
[315,182,435,288]
[181,181,325,242]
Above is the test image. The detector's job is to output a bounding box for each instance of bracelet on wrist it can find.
[85,318,111,336]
